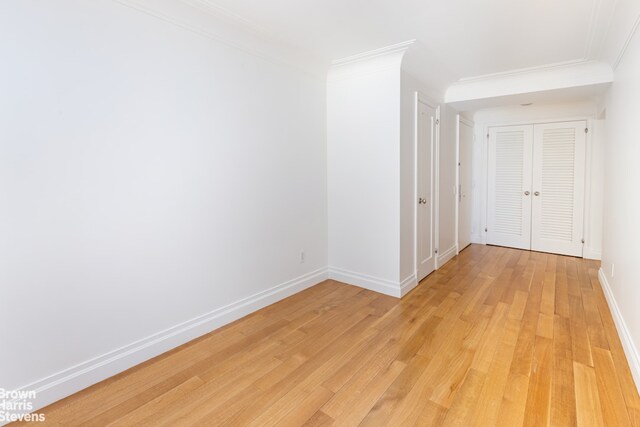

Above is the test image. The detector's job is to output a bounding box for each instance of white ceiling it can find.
[193,0,618,81]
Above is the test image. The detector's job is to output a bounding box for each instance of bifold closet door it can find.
[487,125,533,250]
[531,121,586,257]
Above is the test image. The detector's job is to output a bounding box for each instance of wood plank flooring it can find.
[19,245,640,426]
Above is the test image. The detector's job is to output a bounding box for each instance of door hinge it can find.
[585,128,589,134]
[486,133,490,139]
[435,248,438,254]
[435,119,440,125]
[485,227,488,232]
[582,238,585,244]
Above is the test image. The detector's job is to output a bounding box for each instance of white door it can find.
[458,118,473,251]
[487,125,533,250]
[531,121,586,256]
[416,99,436,281]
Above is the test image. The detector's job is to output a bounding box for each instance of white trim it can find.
[455,115,460,256]
[331,40,416,66]
[112,0,262,56]
[327,46,409,83]
[328,267,401,298]
[414,92,420,277]
[181,0,268,35]
[445,61,613,105]
[436,245,457,269]
[598,268,640,393]
[459,117,475,128]
[481,124,489,245]
[113,0,322,77]
[456,59,593,83]
[399,274,419,297]
[434,104,441,268]
[582,118,594,259]
[613,13,640,70]
[9,267,329,415]
[483,117,592,128]
[583,0,604,59]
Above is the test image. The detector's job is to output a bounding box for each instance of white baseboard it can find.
[399,274,418,297]
[598,268,640,393]
[328,267,401,298]
[436,245,457,269]
[9,267,329,417]
[583,247,602,260]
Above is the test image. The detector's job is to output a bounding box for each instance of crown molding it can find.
[445,60,613,105]
[613,12,640,69]
[179,0,281,48]
[327,40,415,83]
[181,0,258,30]
[584,0,599,58]
[596,0,640,70]
[331,39,416,67]
[457,59,594,84]
[584,0,607,59]
[113,0,326,78]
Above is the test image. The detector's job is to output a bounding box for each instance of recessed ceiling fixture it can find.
[520,103,533,106]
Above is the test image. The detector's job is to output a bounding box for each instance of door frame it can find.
[414,92,440,277]
[456,115,474,255]
[478,117,593,256]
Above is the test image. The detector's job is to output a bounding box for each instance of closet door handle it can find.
[534,191,540,196]
[524,191,530,196]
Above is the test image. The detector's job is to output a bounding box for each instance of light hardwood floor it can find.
[20,245,640,426]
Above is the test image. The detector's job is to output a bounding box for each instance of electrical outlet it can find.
[300,251,305,264]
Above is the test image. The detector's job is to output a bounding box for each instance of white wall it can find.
[327,49,404,296]
[438,104,459,261]
[327,46,458,297]
[600,24,640,388]
[470,101,604,259]
[0,0,327,408]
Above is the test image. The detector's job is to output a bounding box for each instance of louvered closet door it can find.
[487,125,533,250]
[531,121,586,257]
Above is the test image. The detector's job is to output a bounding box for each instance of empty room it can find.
[2,0,640,425]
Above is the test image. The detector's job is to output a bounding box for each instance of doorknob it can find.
[524,191,530,196]
[534,191,540,196]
